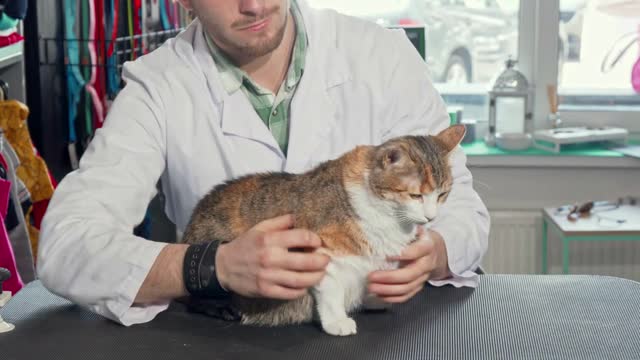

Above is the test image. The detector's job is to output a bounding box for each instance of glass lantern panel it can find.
[495,97,526,134]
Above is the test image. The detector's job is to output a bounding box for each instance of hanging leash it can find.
[141,0,147,54]
[160,0,170,30]
[63,0,85,170]
[127,0,134,60]
[85,0,105,133]
[94,0,107,127]
[172,1,179,29]
[133,0,143,57]
[106,0,120,98]
[80,0,92,149]
[106,0,119,58]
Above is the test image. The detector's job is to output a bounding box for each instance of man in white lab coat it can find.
[38,0,490,326]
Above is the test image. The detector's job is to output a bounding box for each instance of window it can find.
[307,0,521,123]
[559,0,640,110]
[307,0,639,130]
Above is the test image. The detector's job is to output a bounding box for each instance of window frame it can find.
[520,0,640,133]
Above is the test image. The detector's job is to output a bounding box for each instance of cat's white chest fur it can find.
[339,183,419,311]
[346,184,418,258]
[311,184,418,336]
[312,255,397,336]
[328,256,396,312]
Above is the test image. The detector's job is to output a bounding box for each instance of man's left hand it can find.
[367,230,450,303]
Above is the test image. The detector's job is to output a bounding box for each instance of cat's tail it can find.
[234,293,315,326]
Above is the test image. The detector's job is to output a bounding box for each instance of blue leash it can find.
[106,0,120,97]
[159,0,170,30]
[64,0,85,169]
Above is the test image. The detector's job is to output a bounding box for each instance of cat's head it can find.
[368,124,466,225]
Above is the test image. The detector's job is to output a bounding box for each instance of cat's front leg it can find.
[312,263,356,336]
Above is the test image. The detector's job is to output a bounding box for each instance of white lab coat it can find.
[38,1,490,326]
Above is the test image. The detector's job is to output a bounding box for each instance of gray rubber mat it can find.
[1,275,639,360]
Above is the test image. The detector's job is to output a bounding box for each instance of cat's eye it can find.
[438,192,449,201]
[409,194,423,200]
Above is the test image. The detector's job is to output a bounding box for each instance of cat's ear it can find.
[435,124,466,153]
[378,144,409,169]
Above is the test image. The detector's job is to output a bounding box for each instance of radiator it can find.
[482,210,640,281]
[482,211,542,274]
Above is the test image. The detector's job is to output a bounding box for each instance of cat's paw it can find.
[322,317,357,336]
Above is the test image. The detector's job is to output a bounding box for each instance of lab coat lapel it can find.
[220,92,282,155]
[192,20,282,156]
[285,71,339,173]
[285,1,351,173]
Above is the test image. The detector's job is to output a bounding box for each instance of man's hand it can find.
[367,229,450,303]
[215,214,331,300]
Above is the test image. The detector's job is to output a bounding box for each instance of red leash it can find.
[107,0,119,57]
[94,0,106,128]
[133,0,142,58]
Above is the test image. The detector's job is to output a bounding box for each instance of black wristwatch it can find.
[183,241,230,299]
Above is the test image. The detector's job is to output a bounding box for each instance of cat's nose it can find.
[423,209,437,221]
[423,203,437,221]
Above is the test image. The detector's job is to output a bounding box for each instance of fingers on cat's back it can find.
[268,228,323,249]
[266,269,325,289]
[254,214,295,232]
[281,252,330,272]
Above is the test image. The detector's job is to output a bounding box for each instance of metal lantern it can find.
[485,59,533,150]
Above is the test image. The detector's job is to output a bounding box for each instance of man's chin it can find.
[241,17,288,58]
[239,37,282,58]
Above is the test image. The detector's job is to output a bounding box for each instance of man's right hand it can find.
[215,214,330,300]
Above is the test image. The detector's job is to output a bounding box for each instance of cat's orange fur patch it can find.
[225,180,258,237]
[317,221,370,256]
[342,145,371,185]
[420,165,436,193]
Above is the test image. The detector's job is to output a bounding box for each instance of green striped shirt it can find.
[205,0,308,156]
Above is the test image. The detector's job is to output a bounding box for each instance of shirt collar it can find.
[204,0,308,95]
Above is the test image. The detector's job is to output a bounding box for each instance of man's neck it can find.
[236,10,296,94]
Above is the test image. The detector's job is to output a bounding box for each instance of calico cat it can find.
[180,124,466,336]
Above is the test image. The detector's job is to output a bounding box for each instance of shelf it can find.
[462,141,624,157]
[0,41,23,70]
[463,141,640,168]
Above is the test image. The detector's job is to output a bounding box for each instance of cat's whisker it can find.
[393,210,410,223]
[397,214,415,226]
